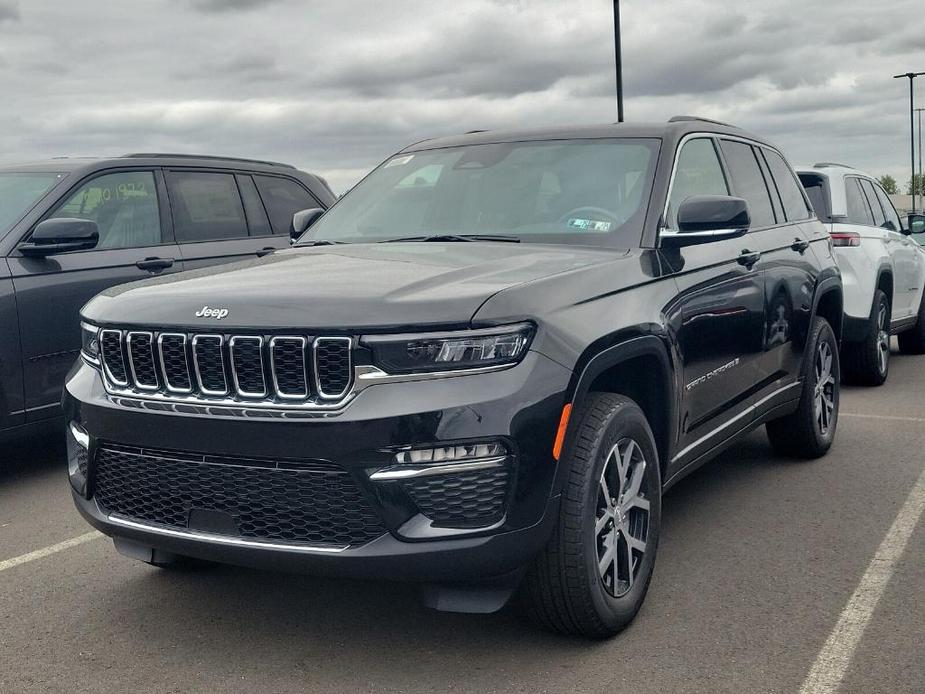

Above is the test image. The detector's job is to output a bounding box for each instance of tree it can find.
[907,174,925,196]
[878,175,898,195]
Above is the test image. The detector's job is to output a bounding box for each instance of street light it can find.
[893,71,925,212]
[916,107,924,207]
[614,0,623,122]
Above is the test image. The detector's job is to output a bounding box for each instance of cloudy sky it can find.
[1,0,924,192]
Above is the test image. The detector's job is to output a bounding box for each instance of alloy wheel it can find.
[813,340,836,435]
[877,304,890,376]
[595,437,650,598]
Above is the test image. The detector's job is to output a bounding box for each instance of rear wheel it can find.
[898,292,925,354]
[842,289,890,386]
[766,317,839,459]
[521,393,661,638]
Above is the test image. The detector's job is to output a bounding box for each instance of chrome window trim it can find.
[229,335,268,398]
[313,336,353,400]
[99,329,129,387]
[192,334,229,396]
[269,336,309,400]
[126,331,159,391]
[157,333,193,394]
[106,513,350,554]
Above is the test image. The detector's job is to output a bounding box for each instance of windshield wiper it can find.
[380,234,520,243]
[295,239,346,247]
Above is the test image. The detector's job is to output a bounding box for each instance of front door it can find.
[7,169,183,418]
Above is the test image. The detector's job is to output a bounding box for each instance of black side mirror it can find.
[661,195,750,247]
[290,208,326,243]
[907,213,925,235]
[19,218,99,257]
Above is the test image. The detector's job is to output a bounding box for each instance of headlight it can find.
[365,323,534,374]
[80,322,101,364]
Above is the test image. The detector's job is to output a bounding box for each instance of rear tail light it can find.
[830,231,860,247]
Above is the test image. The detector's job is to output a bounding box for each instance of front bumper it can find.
[63,350,571,581]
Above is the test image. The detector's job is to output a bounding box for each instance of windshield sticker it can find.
[384,154,415,168]
[567,218,612,232]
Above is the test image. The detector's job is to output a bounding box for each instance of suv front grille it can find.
[93,444,386,547]
[99,329,353,407]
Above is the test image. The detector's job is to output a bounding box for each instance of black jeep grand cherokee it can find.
[65,118,842,637]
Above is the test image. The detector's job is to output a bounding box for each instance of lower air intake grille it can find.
[93,445,386,547]
[402,467,511,527]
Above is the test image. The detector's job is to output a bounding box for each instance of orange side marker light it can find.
[552,403,572,461]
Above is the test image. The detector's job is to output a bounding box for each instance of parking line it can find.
[798,463,925,694]
[0,531,103,574]
[841,412,925,423]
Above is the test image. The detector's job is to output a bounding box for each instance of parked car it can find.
[797,163,925,384]
[0,154,335,440]
[65,118,842,637]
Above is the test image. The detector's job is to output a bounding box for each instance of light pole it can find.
[894,72,925,212]
[614,0,624,122]
[916,107,924,207]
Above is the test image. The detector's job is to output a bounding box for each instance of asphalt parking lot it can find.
[1,347,923,694]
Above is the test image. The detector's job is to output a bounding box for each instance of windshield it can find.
[304,138,660,246]
[0,172,64,233]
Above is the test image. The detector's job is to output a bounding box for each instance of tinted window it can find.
[764,150,810,221]
[0,172,62,233]
[48,171,161,249]
[798,173,831,223]
[236,174,272,236]
[859,179,886,228]
[719,140,775,228]
[873,183,902,231]
[845,177,874,226]
[666,138,729,229]
[303,139,660,247]
[254,176,318,235]
[167,172,247,242]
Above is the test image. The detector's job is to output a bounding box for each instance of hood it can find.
[82,242,629,330]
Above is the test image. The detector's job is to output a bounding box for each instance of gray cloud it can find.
[1,0,924,192]
[0,1,19,23]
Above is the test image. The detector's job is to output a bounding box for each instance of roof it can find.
[401,117,765,153]
[0,153,299,174]
[795,163,877,181]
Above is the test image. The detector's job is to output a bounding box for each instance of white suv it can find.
[798,163,925,385]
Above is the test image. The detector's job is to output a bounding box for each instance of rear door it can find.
[870,181,925,320]
[663,136,767,468]
[167,170,321,270]
[8,168,183,418]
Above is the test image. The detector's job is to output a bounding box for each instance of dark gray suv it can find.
[0,154,335,440]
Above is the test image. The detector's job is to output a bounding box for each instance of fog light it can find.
[394,442,506,465]
[66,421,90,496]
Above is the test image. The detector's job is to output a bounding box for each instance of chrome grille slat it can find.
[126,332,158,391]
[98,329,355,409]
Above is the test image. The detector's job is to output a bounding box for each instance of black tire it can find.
[898,292,925,354]
[521,393,661,638]
[766,317,839,459]
[841,289,890,386]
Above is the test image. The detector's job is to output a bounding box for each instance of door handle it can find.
[737,249,761,268]
[256,247,276,257]
[791,238,810,254]
[136,257,174,271]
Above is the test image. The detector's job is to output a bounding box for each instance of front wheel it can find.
[521,393,661,638]
[766,317,839,458]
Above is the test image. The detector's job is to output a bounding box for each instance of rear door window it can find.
[254,175,319,235]
[166,171,248,242]
[763,150,810,222]
[719,140,776,228]
[236,174,272,236]
[872,183,902,231]
[845,177,874,226]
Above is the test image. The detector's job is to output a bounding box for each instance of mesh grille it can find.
[402,467,510,527]
[76,446,88,478]
[100,330,127,384]
[194,336,227,394]
[231,337,266,396]
[271,338,308,397]
[93,445,386,546]
[127,333,158,388]
[315,339,352,397]
[159,335,192,391]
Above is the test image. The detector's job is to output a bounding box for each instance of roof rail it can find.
[668,115,737,128]
[121,153,296,169]
[813,162,854,170]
